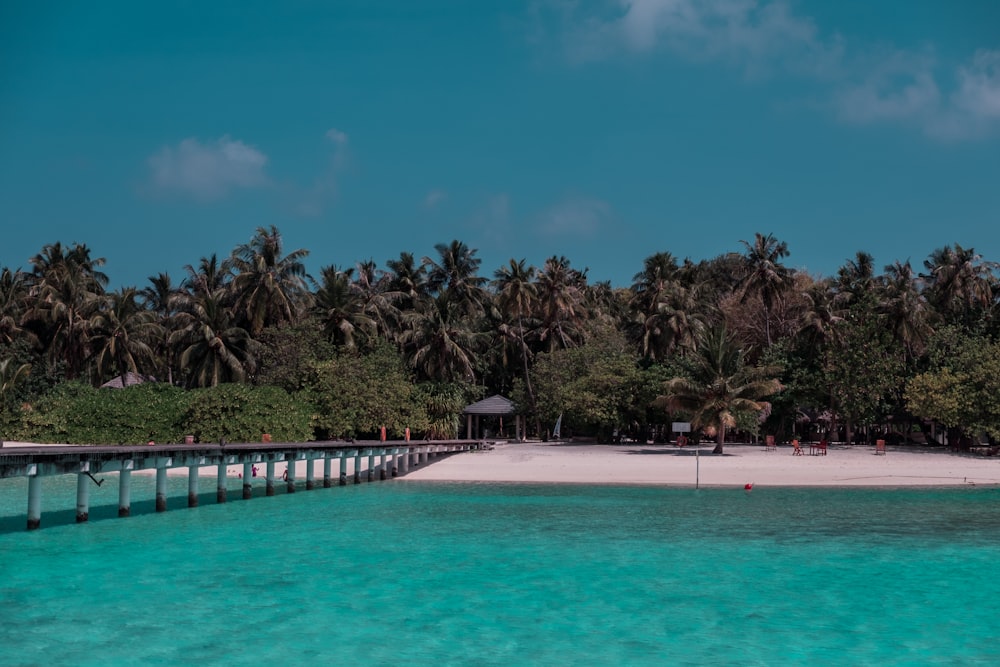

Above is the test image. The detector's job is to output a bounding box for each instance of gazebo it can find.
[463,395,523,442]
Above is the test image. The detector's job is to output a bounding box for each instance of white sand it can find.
[401,442,1000,487]
[7,440,1000,486]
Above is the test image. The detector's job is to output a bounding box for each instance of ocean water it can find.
[1,475,998,666]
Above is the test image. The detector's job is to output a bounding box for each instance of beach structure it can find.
[463,394,523,441]
[0,440,483,530]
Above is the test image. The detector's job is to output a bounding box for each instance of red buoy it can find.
[744,482,754,491]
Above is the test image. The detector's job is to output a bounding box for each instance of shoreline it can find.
[4,441,1000,487]
[400,442,1000,487]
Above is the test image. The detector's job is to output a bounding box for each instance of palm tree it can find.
[229,225,312,335]
[533,256,587,352]
[631,269,706,361]
[88,287,163,386]
[24,242,108,378]
[835,251,877,309]
[739,233,793,346]
[493,258,538,410]
[0,268,32,347]
[0,357,31,414]
[423,240,487,318]
[385,251,428,310]
[400,294,482,383]
[879,260,931,361]
[182,254,231,298]
[170,289,258,387]
[313,265,374,350]
[353,259,401,342]
[630,251,679,317]
[921,244,997,325]
[140,272,180,384]
[657,326,782,454]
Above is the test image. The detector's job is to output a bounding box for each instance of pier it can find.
[0,440,485,530]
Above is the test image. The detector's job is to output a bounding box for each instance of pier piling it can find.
[243,462,253,499]
[266,461,275,496]
[188,466,199,507]
[76,472,89,523]
[156,467,168,512]
[27,475,41,530]
[118,467,132,517]
[216,463,227,504]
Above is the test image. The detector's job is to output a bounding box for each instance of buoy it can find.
[744,482,754,491]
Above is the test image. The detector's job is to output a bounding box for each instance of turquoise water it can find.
[1,476,999,666]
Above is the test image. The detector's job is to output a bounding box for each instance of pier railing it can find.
[0,440,487,530]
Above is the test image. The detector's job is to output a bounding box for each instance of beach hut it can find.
[100,372,156,389]
[463,395,523,442]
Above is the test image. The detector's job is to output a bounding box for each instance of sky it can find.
[2,0,999,289]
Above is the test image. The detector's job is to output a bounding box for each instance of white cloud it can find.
[954,50,1000,120]
[538,0,1000,142]
[835,49,1000,140]
[147,136,269,200]
[325,128,349,146]
[835,52,940,124]
[548,0,838,75]
[424,189,448,208]
[538,197,612,237]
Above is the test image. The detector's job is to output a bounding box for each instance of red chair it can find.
[875,439,886,455]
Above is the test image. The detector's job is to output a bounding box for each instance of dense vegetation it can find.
[1,226,997,448]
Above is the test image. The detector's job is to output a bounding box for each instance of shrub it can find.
[183,384,313,443]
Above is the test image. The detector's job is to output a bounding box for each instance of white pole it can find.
[76,472,90,523]
[188,466,199,507]
[156,467,168,512]
[118,468,132,517]
[696,447,700,489]
[27,475,41,530]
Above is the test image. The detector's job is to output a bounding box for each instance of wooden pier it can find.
[0,440,485,530]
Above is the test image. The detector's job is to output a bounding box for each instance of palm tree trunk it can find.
[713,425,725,455]
[518,315,537,434]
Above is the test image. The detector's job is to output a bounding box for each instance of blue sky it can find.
[2,1,999,289]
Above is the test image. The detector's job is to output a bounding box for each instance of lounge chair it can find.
[812,440,828,456]
[875,439,886,456]
[792,439,803,456]
[765,435,776,452]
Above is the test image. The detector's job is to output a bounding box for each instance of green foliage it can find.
[253,317,335,391]
[305,343,428,439]
[184,384,312,443]
[529,329,647,437]
[826,309,905,426]
[658,326,782,449]
[906,330,1000,439]
[12,382,190,444]
[415,382,469,439]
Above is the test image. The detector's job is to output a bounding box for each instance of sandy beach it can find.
[6,440,1000,486]
[401,441,1000,487]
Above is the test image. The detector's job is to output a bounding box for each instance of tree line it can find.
[1,226,997,448]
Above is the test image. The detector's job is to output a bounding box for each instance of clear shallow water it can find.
[1,476,999,666]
